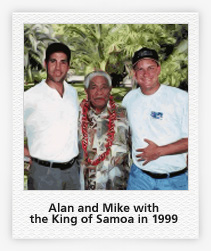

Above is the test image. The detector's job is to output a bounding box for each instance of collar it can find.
[138,84,162,97]
[41,79,68,97]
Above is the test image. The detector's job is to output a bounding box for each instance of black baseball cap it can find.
[45,42,71,64]
[132,47,159,67]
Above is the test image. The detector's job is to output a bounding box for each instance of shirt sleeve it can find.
[180,92,188,138]
[121,94,128,108]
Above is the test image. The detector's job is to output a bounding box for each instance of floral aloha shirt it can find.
[78,102,131,190]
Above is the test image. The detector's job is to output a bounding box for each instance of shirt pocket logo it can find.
[150,111,163,120]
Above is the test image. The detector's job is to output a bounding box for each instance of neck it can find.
[93,107,105,114]
[46,79,64,97]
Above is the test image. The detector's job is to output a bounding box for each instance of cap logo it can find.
[132,47,159,66]
[141,51,153,57]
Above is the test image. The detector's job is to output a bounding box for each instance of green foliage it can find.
[159,39,188,87]
[24,24,57,83]
[57,24,119,74]
[24,24,188,89]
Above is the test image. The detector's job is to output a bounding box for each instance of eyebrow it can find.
[89,80,109,86]
[89,81,96,85]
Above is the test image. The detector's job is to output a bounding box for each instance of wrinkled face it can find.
[134,59,161,95]
[45,52,69,84]
[86,76,111,113]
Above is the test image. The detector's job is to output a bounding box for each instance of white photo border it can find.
[12,12,199,239]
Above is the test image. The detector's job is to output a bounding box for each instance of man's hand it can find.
[136,138,188,166]
[136,139,161,166]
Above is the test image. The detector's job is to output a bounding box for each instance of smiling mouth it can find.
[55,73,62,77]
[95,97,105,101]
[142,78,152,81]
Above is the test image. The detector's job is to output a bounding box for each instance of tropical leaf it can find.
[24,23,188,89]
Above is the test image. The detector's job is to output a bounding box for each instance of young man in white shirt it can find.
[24,42,80,190]
[122,47,188,190]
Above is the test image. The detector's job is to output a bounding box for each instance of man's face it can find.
[86,76,111,113]
[45,52,69,84]
[134,59,161,95]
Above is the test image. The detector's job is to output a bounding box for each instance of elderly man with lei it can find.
[79,71,130,190]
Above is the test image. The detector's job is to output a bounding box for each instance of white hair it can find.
[84,71,112,89]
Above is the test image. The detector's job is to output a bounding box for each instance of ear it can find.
[157,65,161,75]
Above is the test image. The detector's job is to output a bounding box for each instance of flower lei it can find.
[81,95,116,166]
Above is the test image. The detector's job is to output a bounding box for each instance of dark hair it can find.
[45,42,71,64]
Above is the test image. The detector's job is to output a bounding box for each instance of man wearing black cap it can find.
[122,47,188,190]
[24,43,80,190]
